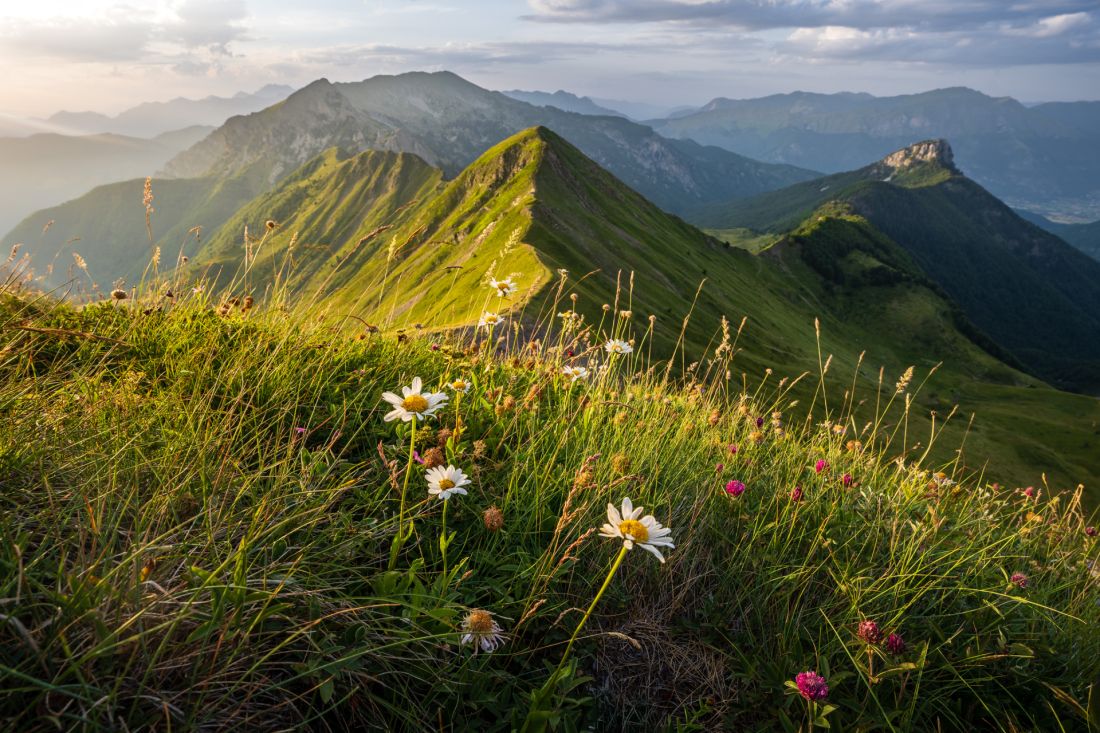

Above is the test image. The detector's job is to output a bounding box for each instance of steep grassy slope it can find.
[694,141,1100,393]
[193,127,1100,497]
[2,286,1098,731]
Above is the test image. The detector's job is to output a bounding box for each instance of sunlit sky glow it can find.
[1,0,1097,117]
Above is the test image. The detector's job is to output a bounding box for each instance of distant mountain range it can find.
[647,87,1100,220]
[694,139,1100,392]
[42,85,294,138]
[161,72,815,216]
[501,90,625,117]
[0,126,212,239]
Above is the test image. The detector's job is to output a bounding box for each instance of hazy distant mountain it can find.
[0,126,212,238]
[1017,210,1100,262]
[501,90,624,117]
[592,97,694,121]
[652,87,1100,219]
[695,139,1100,392]
[46,85,294,138]
[163,71,816,215]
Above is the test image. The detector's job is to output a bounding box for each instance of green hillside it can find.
[3,285,1098,731]
[695,141,1100,393]
[193,127,1100,498]
[2,168,268,291]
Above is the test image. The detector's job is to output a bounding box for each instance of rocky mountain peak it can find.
[881,139,956,172]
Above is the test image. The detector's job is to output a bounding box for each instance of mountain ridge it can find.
[162,71,817,216]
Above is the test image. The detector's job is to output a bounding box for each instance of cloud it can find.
[524,1,1100,66]
[0,1,250,63]
[525,0,1097,31]
[169,0,249,54]
[0,8,155,62]
[781,14,1100,66]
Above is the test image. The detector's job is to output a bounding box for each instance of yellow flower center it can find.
[402,394,429,413]
[466,609,493,633]
[618,519,649,542]
[452,381,466,390]
[438,478,455,490]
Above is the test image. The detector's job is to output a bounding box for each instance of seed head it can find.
[483,506,504,532]
[857,620,882,645]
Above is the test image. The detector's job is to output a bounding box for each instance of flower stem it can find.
[388,416,417,571]
[441,498,449,579]
[552,544,628,679]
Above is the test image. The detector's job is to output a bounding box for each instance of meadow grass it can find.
[1,268,1099,731]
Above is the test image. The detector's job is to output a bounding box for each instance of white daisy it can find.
[479,312,504,329]
[381,377,448,422]
[489,277,516,297]
[604,339,633,355]
[426,464,471,500]
[460,609,506,653]
[448,378,472,393]
[599,497,675,563]
[561,365,589,383]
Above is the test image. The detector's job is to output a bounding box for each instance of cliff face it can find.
[882,139,956,172]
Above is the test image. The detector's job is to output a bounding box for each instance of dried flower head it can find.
[421,447,445,469]
[472,440,488,460]
[857,620,882,645]
[460,609,506,653]
[110,288,128,301]
[483,506,504,532]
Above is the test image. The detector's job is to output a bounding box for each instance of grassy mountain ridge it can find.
[697,141,1100,392]
[192,126,1100,496]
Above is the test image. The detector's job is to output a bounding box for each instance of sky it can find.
[1,0,1098,117]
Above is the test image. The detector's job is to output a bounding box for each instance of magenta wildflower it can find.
[815,459,829,474]
[756,416,765,428]
[857,620,882,645]
[795,671,829,701]
[842,472,854,487]
[728,444,739,454]
[1087,526,1098,537]
[1022,486,1036,499]
[715,463,725,473]
[413,450,424,465]
[430,343,440,351]
[293,426,307,436]
[885,633,906,655]
[790,485,804,502]
[1011,571,1029,588]
[725,480,746,497]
